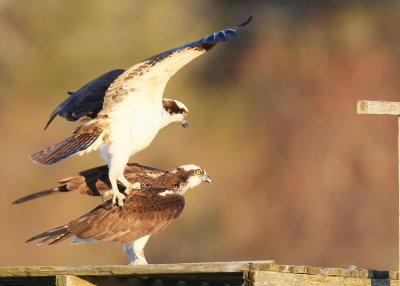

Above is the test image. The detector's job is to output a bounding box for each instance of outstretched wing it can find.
[13,163,170,204]
[68,190,185,244]
[99,17,252,116]
[45,69,125,129]
[60,162,169,196]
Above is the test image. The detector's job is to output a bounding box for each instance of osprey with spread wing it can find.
[30,17,252,206]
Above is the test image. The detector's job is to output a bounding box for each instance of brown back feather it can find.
[68,190,185,244]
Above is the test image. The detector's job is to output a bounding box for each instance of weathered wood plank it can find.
[0,261,397,286]
[251,271,399,286]
[56,275,96,286]
[0,261,276,277]
[357,100,400,115]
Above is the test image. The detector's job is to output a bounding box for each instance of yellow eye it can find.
[183,112,189,118]
[195,169,202,175]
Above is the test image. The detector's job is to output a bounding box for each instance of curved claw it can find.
[111,191,126,207]
[102,190,112,202]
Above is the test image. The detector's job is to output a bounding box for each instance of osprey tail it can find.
[26,225,72,245]
[29,126,104,165]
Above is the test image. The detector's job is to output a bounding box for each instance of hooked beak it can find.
[182,119,189,129]
[203,175,212,184]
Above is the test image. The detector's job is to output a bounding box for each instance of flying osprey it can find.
[26,164,211,265]
[13,163,196,204]
[43,69,189,131]
[30,17,252,206]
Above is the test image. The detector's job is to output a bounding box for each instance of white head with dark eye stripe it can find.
[161,99,189,129]
[170,164,211,193]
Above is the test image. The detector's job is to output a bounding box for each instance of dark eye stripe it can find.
[162,100,186,115]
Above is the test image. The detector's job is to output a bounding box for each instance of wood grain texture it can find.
[357,100,400,115]
[251,271,399,286]
[0,261,398,285]
[0,261,275,277]
[56,275,96,286]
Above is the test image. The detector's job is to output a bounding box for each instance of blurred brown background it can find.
[0,0,398,270]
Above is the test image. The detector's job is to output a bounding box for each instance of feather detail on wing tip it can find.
[29,131,102,165]
[145,17,252,62]
[186,17,253,48]
[12,187,65,205]
[238,16,253,29]
[44,106,62,130]
[26,225,70,245]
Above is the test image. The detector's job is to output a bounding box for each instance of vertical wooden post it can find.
[357,100,400,270]
[56,275,96,286]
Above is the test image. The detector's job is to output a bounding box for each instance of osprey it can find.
[43,69,189,131]
[26,165,211,265]
[13,163,197,204]
[30,17,252,206]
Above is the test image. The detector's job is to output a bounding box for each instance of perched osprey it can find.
[13,163,195,204]
[26,165,211,265]
[30,17,252,206]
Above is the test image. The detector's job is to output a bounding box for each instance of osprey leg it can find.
[103,151,131,206]
[117,174,143,195]
[124,235,151,265]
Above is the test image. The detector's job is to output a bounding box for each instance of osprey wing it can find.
[45,69,125,129]
[100,17,252,115]
[68,190,185,244]
[12,163,170,204]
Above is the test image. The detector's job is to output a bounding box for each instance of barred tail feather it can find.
[29,132,102,165]
[12,186,69,205]
[26,225,72,245]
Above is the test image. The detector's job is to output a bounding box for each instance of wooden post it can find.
[56,275,95,286]
[357,100,400,271]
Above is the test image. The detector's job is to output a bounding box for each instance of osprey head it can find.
[161,99,189,129]
[171,164,211,193]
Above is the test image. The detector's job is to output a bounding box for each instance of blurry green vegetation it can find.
[0,1,399,270]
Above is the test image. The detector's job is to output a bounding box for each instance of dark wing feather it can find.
[12,185,68,204]
[145,16,253,61]
[29,131,101,165]
[68,190,185,244]
[13,163,170,204]
[99,17,252,115]
[45,69,125,129]
[26,224,72,245]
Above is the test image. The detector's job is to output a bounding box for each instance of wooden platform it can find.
[0,261,398,286]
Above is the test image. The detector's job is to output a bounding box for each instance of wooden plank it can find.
[277,265,320,275]
[357,100,400,115]
[56,275,96,286]
[251,271,400,286]
[276,265,395,279]
[0,261,276,277]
